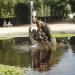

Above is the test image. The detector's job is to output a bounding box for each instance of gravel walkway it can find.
[0,23,75,38]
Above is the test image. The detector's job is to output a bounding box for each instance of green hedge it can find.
[0,64,29,75]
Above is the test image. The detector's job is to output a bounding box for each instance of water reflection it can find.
[0,39,30,67]
[30,46,66,72]
[1,38,75,75]
[0,38,67,69]
[71,45,75,53]
[31,48,52,72]
[29,44,75,75]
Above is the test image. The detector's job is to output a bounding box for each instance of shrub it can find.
[0,64,29,75]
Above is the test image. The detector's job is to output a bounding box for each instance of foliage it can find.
[0,0,73,18]
[0,64,29,75]
[0,0,15,18]
[14,3,30,24]
[49,0,71,17]
[0,64,21,75]
[15,3,30,17]
[52,33,75,38]
[0,0,31,18]
[32,0,72,17]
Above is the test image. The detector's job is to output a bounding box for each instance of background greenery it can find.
[0,0,73,18]
[0,64,29,75]
[0,0,74,25]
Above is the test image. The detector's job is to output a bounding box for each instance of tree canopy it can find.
[0,0,73,18]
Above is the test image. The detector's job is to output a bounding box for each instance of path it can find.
[0,23,75,38]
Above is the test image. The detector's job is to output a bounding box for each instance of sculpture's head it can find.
[32,18,37,23]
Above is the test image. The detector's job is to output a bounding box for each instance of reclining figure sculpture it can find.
[29,19,51,45]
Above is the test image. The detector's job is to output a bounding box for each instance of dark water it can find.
[0,38,75,75]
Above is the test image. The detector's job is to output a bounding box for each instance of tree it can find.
[69,0,75,12]
[0,0,15,18]
[44,0,71,18]
[33,0,44,17]
[15,3,30,24]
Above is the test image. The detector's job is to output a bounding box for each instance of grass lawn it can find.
[52,34,75,38]
[0,34,75,40]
